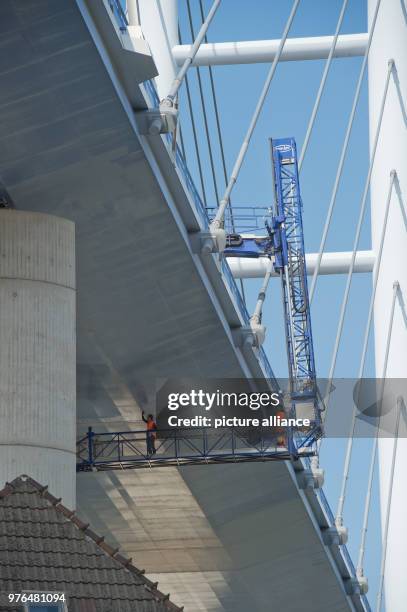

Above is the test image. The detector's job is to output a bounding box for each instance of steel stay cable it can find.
[178,123,187,162]
[325,60,393,404]
[315,61,393,460]
[251,258,274,325]
[186,0,220,204]
[211,0,301,231]
[335,171,397,525]
[178,26,208,206]
[309,0,383,302]
[298,0,349,171]
[165,0,221,104]
[196,0,247,303]
[198,0,232,202]
[376,397,402,612]
[356,281,399,577]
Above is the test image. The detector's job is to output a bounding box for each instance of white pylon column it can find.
[127,0,140,26]
[136,0,178,98]
[0,211,76,508]
[368,0,407,609]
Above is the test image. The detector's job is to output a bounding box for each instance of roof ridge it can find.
[0,476,183,612]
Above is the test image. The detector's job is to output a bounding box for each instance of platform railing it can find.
[108,0,128,32]
[76,425,317,471]
[206,205,273,233]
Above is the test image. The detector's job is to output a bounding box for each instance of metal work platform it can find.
[76,426,315,471]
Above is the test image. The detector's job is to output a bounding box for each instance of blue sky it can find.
[177,0,382,605]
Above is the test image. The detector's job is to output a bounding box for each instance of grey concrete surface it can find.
[0,210,76,506]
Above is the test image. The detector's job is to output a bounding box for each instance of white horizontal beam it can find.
[228,250,375,279]
[172,33,368,66]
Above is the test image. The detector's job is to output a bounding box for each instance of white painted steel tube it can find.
[0,211,76,507]
[166,0,221,102]
[368,0,407,609]
[172,33,368,66]
[127,0,140,25]
[138,0,178,98]
[228,250,375,279]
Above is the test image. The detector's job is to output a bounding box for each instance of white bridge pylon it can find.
[368,0,407,610]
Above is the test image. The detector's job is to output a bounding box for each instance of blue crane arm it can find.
[271,138,321,431]
[221,138,322,442]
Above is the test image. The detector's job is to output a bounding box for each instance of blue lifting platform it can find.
[224,234,272,258]
[224,137,322,439]
[270,137,321,432]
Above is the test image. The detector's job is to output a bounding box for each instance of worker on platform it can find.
[276,408,287,447]
[142,411,157,456]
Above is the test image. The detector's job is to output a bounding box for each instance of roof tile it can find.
[0,476,183,612]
